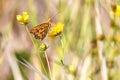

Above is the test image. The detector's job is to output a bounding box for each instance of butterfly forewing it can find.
[30,23,50,40]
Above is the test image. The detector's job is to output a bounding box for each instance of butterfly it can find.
[30,18,52,40]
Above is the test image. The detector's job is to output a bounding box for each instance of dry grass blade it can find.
[17,59,49,80]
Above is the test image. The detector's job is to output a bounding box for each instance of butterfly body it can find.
[30,18,52,40]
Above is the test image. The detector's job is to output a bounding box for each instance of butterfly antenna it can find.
[50,12,60,20]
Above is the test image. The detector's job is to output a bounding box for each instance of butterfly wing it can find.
[30,23,50,40]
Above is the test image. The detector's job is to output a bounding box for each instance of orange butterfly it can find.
[30,18,52,40]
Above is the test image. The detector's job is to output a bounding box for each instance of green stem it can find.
[60,36,64,54]
[25,26,52,79]
[25,26,50,79]
[25,26,36,48]
[59,34,65,65]
[37,53,48,76]
[44,52,52,80]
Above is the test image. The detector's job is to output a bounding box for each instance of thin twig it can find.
[17,58,49,80]
[25,26,36,48]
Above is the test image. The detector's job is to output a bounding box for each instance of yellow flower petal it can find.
[116,5,120,11]
[111,5,120,17]
[115,35,120,42]
[16,12,29,25]
[48,22,64,37]
[16,15,23,22]
[22,12,29,23]
[68,65,76,75]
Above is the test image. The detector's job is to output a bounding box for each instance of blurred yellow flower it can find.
[108,35,114,42]
[111,5,120,17]
[115,5,120,16]
[97,34,105,41]
[115,34,120,42]
[16,12,29,25]
[40,43,48,51]
[68,65,76,75]
[112,48,119,56]
[48,22,64,37]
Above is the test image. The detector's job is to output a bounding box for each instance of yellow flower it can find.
[115,34,120,42]
[16,12,29,25]
[112,48,119,56]
[16,15,23,23]
[48,22,64,37]
[111,5,120,17]
[97,34,105,41]
[40,43,48,51]
[108,35,114,42]
[115,5,120,16]
[68,65,76,75]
